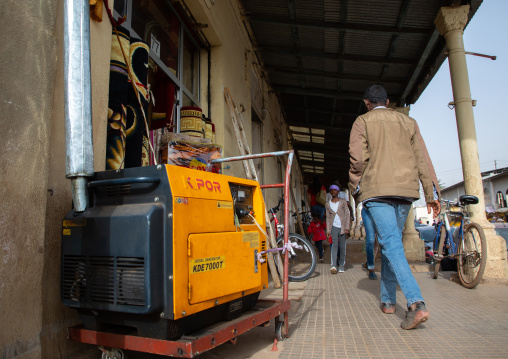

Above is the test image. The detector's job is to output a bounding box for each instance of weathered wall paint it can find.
[0,1,59,358]
[39,1,113,357]
[0,0,111,357]
[188,0,304,210]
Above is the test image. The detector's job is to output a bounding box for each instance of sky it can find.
[410,0,508,190]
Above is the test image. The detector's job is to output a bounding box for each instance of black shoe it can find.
[362,262,368,269]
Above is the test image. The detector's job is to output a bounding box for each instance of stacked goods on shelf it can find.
[180,106,205,138]
[160,132,221,174]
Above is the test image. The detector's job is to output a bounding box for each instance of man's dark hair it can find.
[330,179,341,189]
[311,176,322,195]
[363,85,387,105]
[330,177,341,188]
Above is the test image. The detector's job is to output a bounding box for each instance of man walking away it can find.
[349,85,441,330]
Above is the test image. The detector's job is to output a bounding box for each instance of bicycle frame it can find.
[269,212,300,258]
[269,203,285,237]
[434,202,470,258]
[432,195,486,288]
[293,210,311,234]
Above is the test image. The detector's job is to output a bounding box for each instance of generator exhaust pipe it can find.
[64,0,94,212]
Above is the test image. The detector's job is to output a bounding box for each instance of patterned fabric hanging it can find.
[105,26,129,170]
[125,39,149,168]
[89,0,103,22]
[105,26,150,169]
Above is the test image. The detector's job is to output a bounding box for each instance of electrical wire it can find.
[248,213,268,239]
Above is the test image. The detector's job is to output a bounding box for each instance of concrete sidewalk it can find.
[277,262,508,359]
[196,248,508,359]
[194,240,508,359]
[77,242,508,359]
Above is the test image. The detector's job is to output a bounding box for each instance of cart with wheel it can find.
[65,151,295,357]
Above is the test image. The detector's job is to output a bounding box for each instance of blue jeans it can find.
[363,201,424,308]
[362,207,376,270]
[314,240,324,259]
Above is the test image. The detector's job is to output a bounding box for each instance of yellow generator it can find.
[61,165,268,339]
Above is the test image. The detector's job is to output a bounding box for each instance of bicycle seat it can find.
[459,195,479,205]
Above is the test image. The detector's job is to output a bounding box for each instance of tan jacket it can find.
[325,199,350,235]
[348,108,440,203]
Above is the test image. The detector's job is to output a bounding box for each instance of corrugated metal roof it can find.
[347,1,402,26]
[294,1,326,20]
[263,53,299,69]
[241,0,483,184]
[298,28,326,50]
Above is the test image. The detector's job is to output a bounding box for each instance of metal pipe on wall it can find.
[208,48,211,119]
[64,0,94,212]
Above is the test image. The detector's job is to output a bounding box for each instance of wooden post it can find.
[290,186,306,238]
[224,88,283,288]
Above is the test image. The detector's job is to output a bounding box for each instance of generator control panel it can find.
[229,183,255,224]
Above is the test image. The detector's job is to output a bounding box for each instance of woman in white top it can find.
[326,183,355,224]
[325,184,351,273]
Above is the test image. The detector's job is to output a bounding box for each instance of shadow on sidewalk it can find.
[287,289,324,335]
[356,277,406,320]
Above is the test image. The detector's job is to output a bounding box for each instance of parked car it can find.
[494,222,508,247]
[414,220,437,249]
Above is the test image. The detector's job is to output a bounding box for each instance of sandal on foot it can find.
[381,303,396,314]
[401,302,429,330]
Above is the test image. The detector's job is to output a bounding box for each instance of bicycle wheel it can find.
[276,233,316,282]
[433,226,446,279]
[457,222,487,288]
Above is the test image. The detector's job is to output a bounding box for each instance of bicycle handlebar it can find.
[268,197,285,215]
[291,210,310,215]
[440,195,479,209]
[440,199,462,208]
[439,197,477,219]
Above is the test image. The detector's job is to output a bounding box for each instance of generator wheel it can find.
[101,349,125,359]
[167,320,183,341]
[275,320,285,342]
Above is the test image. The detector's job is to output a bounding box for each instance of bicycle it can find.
[268,198,316,282]
[432,195,487,288]
[291,209,312,236]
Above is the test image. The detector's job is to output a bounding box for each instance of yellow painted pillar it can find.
[349,190,360,239]
[435,5,508,278]
[393,106,425,260]
[403,206,425,261]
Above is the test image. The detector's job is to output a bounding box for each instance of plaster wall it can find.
[441,173,508,210]
[188,0,252,178]
[0,1,111,358]
[441,184,466,203]
[39,2,112,358]
[484,176,508,209]
[188,0,304,215]
[0,1,58,357]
